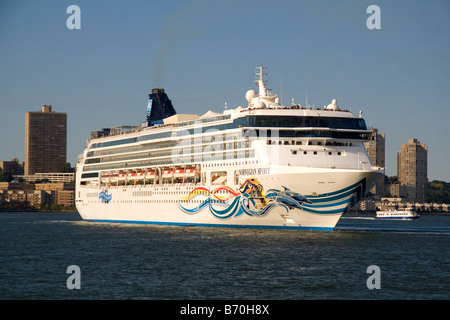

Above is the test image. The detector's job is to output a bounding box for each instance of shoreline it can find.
[0,208,78,213]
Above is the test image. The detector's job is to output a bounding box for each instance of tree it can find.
[0,167,13,182]
[427,180,450,204]
[61,163,75,173]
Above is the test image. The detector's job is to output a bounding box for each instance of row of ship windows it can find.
[86,192,99,197]
[203,160,258,167]
[89,116,235,149]
[85,141,251,164]
[292,150,343,156]
[100,199,226,204]
[88,132,243,157]
[89,115,366,150]
[88,126,368,158]
[87,136,356,165]
[380,213,413,216]
[87,191,231,198]
[83,150,255,172]
[268,140,353,146]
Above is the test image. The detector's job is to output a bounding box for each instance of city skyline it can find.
[0,0,449,181]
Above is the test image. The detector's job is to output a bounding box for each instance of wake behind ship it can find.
[75,67,384,230]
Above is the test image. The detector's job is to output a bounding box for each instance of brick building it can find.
[397,139,428,202]
[0,182,74,208]
[25,105,67,175]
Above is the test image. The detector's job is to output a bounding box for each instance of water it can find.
[0,212,449,300]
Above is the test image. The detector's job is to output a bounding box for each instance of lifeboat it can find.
[118,173,127,180]
[174,169,186,177]
[162,170,173,177]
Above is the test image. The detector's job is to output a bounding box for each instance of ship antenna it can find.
[254,65,268,97]
[306,90,308,109]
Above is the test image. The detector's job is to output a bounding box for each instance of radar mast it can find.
[245,66,280,108]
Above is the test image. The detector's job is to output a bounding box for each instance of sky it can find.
[0,0,449,181]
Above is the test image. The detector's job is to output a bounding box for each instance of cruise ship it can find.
[75,67,384,231]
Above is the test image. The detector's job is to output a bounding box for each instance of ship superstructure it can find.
[75,67,384,230]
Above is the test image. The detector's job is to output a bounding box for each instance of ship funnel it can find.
[147,88,177,126]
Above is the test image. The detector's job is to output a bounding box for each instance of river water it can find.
[0,212,449,301]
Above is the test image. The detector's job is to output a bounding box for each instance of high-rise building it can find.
[397,138,428,202]
[25,105,67,175]
[364,128,385,197]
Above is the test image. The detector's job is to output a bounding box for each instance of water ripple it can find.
[0,212,449,299]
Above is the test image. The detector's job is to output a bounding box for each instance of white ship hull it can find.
[75,66,384,231]
[76,167,381,231]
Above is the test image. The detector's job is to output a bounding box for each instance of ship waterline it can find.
[76,67,384,230]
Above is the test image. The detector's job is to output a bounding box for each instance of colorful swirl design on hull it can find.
[178,178,311,219]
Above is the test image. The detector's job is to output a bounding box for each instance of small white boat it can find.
[376,208,420,220]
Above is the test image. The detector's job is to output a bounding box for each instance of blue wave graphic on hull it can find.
[177,178,367,220]
[266,186,312,209]
[99,191,112,203]
[178,183,308,220]
[178,194,287,219]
